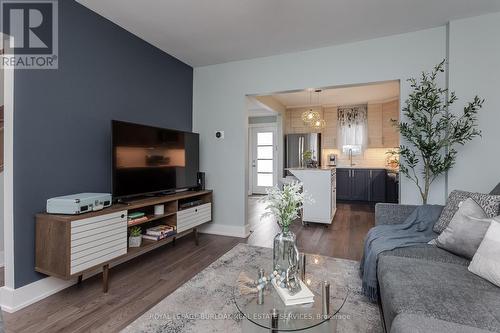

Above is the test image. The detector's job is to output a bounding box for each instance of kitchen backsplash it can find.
[321,148,397,169]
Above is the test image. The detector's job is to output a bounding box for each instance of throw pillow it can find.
[434,190,500,233]
[490,183,500,196]
[436,198,492,259]
[468,218,500,287]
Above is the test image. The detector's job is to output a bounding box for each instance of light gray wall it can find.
[448,12,500,193]
[193,27,447,232]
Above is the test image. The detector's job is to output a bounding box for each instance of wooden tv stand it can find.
[35,190,212,292]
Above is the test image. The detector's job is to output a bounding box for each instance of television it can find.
[112,120,199,199]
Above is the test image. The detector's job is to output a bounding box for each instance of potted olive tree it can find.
[394,60,484,204]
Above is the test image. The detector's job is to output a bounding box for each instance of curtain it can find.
[337,105,368,155]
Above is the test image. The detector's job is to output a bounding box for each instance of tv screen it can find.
[112,120,199,199]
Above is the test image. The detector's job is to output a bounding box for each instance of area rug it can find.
[122,243,382,332]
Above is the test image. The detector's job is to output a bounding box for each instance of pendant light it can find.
[311,119,327,129]
[309,89,327,129]
[301,89,320,124]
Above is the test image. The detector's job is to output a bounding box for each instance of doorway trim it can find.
[2,41,14,290]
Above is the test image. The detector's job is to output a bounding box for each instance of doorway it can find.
[249,124,278,194]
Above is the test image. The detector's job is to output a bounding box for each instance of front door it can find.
[250,126,277,194]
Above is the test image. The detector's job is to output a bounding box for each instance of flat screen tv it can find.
[112,120,199,199]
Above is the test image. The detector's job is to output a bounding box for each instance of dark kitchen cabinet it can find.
[336,168,387,202]
[370,169,387,202]
[336,168,351,200]
[386,171,399,203]
[351,169,370,201]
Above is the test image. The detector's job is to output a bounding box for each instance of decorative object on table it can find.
[270,308,279,333]
[299,253,306,281]
[271,276,314,306]
[321,281,330,317]
[260,182,310,285]
[154,204,165,215]
[285,246,302,295]
[393,59,484,204]
[128,226,142,248]
[237,272,258,295]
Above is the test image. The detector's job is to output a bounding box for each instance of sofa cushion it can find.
[436,198,492,259]
[490,183,500,196]
[390,313,494,333]
[380,244,470,266]
[378,255,500,332]
[434,190,500,233]
[469,219,500,287]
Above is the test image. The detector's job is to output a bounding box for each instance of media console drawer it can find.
[70,211,127,275]
[177,203,212,232]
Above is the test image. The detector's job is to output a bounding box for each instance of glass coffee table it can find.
[233,259,349,332]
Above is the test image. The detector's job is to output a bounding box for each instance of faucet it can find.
[349,148,353,167]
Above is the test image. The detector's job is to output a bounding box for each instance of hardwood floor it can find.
[2,200,374,333]
[247,197,374,261]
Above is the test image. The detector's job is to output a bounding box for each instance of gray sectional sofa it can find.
[375,203,500,333]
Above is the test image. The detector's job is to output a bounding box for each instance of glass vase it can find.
[273,227,299,273]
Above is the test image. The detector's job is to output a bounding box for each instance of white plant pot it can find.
[129,236,142,248]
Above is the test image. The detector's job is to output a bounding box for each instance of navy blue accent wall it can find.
[13,1,193,287]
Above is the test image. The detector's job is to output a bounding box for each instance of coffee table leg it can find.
[270,308,279,333]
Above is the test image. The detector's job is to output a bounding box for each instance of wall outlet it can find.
[215,131,224,139]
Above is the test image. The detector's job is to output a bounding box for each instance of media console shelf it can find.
[35,190,213,292]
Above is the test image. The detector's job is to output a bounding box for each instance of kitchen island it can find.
[287,167,336,224]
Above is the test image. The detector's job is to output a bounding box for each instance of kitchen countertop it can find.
[286,167,335,172]
[287,166,399,172]
[336,165,399,172]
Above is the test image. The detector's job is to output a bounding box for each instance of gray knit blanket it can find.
[360,205,443,302]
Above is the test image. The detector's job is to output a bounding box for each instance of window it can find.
[337,105,368,155]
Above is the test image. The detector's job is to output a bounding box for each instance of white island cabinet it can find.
[287,168,336,224]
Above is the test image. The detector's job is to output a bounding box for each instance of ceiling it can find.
[77,0,500,67]
[272,81,400,108]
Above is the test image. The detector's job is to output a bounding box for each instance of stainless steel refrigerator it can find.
[285,133,321,173]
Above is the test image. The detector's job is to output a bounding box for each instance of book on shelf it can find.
[271,278,314,306]
[127,216,149,225]
[146,224,175,236]
[128,212,145,220]
[142,230,176,241]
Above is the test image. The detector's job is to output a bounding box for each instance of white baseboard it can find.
[198,223,250,238]
[0,251,4,268]
[0,276,76,313]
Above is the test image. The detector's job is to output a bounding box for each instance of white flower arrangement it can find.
[260,181,312,231]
